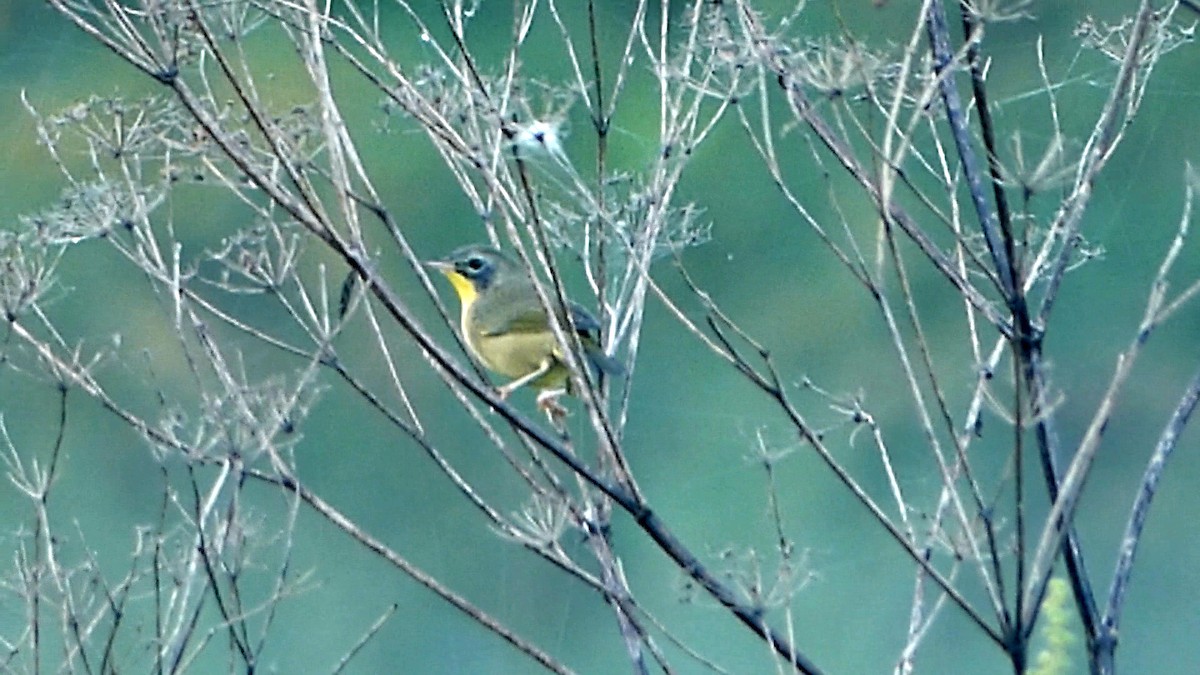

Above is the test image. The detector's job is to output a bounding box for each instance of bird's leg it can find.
[496,359,554,400]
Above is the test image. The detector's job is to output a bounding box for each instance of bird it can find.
[426,244,623,413]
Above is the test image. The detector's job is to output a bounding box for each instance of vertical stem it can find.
[1012,351,1026,663]
[587,0,610,321]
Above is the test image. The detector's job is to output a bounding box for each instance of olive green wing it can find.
[472,284,554,337]
[474,282,595,337]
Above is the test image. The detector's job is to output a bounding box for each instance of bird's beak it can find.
[424,260,453,275]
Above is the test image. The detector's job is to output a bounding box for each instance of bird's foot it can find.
[536,389,568,421]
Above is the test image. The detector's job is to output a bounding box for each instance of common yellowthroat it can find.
[427,245,623,409]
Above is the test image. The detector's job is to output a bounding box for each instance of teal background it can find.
[2,2,1199,673]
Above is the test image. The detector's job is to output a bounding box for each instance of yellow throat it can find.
[444,270,478,308]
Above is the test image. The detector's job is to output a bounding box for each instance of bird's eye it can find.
[466,256,485,271]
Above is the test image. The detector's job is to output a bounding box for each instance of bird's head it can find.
[426,245,514,305]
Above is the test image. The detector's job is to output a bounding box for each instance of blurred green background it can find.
[2,1,1199,673]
